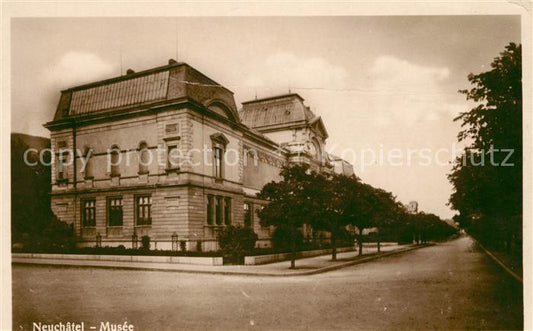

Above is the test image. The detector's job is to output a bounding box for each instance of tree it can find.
[365,188,401,252]
[449,43,522,254]
[11,133,53,245]
[307,173,351,261]
[332,177,376,256]
[257,164,315,269]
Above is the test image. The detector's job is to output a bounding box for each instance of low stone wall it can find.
[244,246,354,265]
[12,253,223,266]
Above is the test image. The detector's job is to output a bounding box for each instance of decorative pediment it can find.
[210,132,229,146]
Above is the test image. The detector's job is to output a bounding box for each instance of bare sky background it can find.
[11,16,520,219]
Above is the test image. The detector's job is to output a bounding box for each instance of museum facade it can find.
[44,60,354,250]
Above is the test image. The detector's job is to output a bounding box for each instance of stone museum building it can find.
[44,60,354,250]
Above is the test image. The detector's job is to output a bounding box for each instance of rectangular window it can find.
[107,197,123,227]
[57,153,68,181]
[206,195,214,225]
[82,199,96,227]
[224,198,231,225]
[244,203,252,228]
[215,196,222,225]
[58,158,65,180]
[214,146,222,178]
[136,195,152,226]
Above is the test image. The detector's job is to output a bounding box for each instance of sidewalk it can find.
[12,243,429,276]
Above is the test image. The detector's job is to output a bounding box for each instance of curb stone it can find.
[470,236,522,283]
[12,244,433,277]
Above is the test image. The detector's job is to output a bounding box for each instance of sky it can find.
[10,16,521,219]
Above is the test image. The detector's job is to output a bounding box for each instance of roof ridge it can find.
[62,61,186,92]
[242,93,304,105]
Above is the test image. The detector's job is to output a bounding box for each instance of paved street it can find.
[12,236,522,330]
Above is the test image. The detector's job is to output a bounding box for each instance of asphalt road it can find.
[12,236,522,330]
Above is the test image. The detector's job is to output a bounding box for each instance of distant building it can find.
[407,201,418,214]
[44,60,353,250]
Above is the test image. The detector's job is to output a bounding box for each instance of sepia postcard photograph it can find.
[1,1,531,330]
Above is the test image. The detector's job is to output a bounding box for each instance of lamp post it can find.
[132,231,138,249]
[171,232,178,251]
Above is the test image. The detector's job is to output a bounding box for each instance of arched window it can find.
[83,146,94,179]
[138,141,149,174]
[109,145,120,177]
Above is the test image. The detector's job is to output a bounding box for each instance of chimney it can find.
[126,69,135,75]
[168,59,177,65]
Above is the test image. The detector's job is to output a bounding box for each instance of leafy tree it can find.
[365,188,401,252]
[258,164,316,268]
[11,134,52,244]
[449,43,522,254]
[28,215,76,252]
[218,225,258,264]
[329,176,376,256]
[305,172,350,261]
[271,224,304,251]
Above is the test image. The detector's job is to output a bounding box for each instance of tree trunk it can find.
[290,227,296,269]
[331,228,337,261]
[358,228,364,256]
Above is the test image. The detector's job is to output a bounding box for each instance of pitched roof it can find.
[51,60,239,123]
[239,93,317,129]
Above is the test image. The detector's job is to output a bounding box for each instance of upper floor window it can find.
[82,199,96,227]
[138,142,149,175]
[214,146,223,178]
[107,197,123,227]
[56,147,70,183]
[210,133,228,180]
[135,195,152,226]
[167,144,180,170]
[83,146,94,179]
[57,154,66,181]
[109,145,121,177]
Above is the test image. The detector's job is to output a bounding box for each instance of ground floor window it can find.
[136,195,152,226]
[224,198,231,225]
[215,196,223,225]
[107,197,123,227]
[207,195,214,225]
[82,199,96,227]
[207,194,232,226]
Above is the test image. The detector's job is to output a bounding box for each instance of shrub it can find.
[271,224,303,251]
[141,235,151,250]
[29,216,76,252]
[218,225,258,264]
